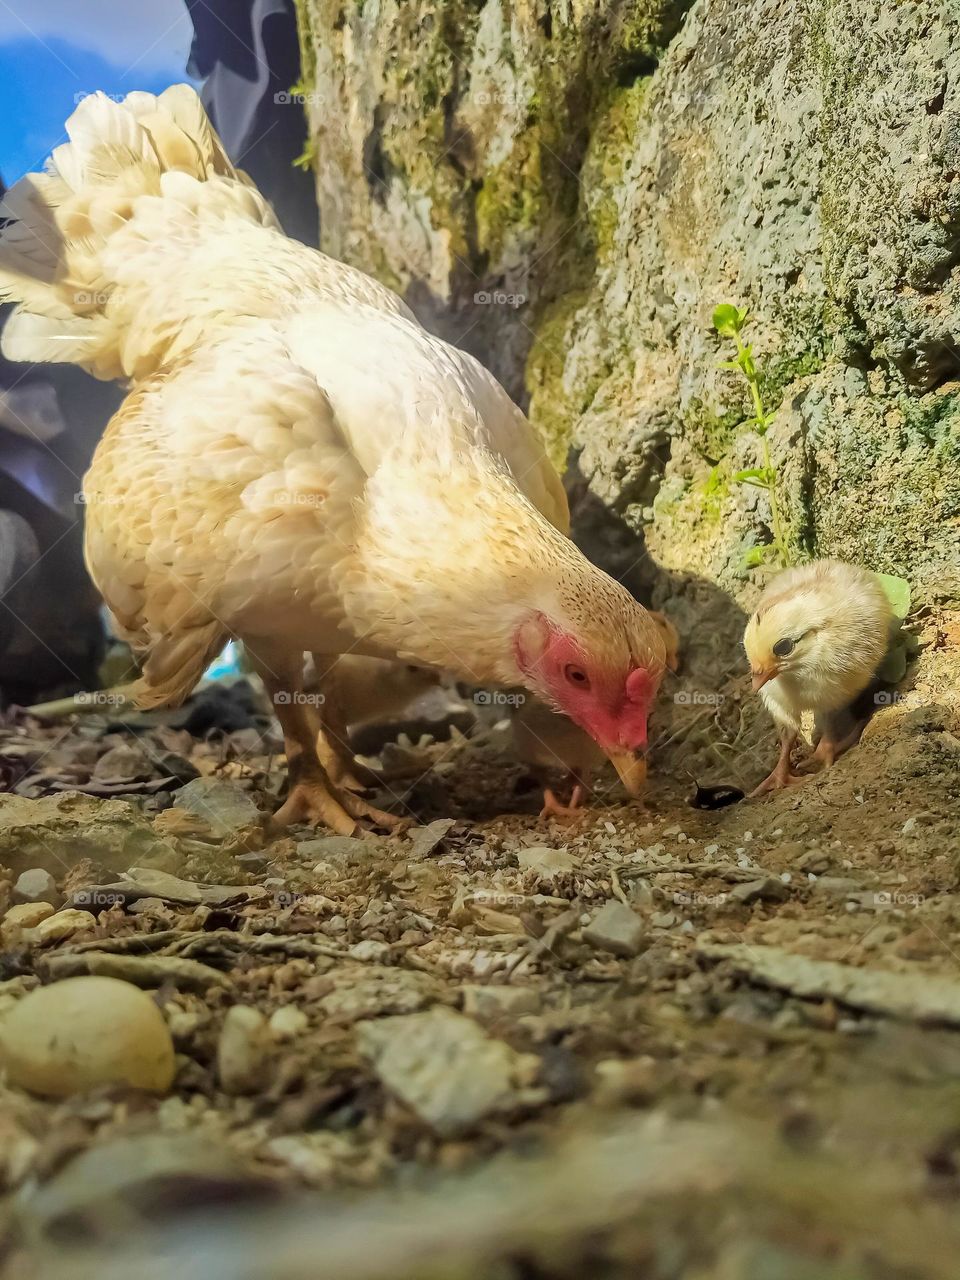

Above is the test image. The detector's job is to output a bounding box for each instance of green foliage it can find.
[875,573,911,619]
[712,303,791,570]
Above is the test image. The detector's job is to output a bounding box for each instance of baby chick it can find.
[743,560,894,794]
[512,609,679,817]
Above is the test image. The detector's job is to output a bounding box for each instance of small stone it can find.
[357,1007,538,1137]
[175,777,262,837]
[704,844,720,856]
[462,986,540,1019]
[216,1005,269,1095]
[730,878,790,905]
[13,868,61,908]
[595,1055,661,1105]
[650,911,677,929]
[1,902,54,943]
[406,819,456,858]
[300,836,371,867]
[811,877,863,897]
[31,909,97,943]
[267,1005,308,1041]
[583,901,645,958]
[901,817,918,835]
[93,744,151,781]
[796,847,832,873]
[517,846,578,882]
[0,976,175,1097]
[348,939,390,962]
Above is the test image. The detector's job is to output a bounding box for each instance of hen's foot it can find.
[749,769,807,797]
[271,776,359,834]
[271,774,404,834]
[540,784,587,821]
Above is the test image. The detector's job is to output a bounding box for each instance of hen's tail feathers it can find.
[0,85,275,377]
[132,618,229,711]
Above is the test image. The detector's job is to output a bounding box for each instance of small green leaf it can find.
[742,545,770,568]
[712,303,742,337]
[716,359,741,371]
[733,467,766,481]
[875,573,911,619]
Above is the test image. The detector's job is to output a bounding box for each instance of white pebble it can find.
[268,1005,308,1042]
[704,844,719,856]
[744,831,754,841]
[780,872,792,883]
[603,821,616,835]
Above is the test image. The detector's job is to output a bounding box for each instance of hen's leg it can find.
[310,654,380,793]
[750,731,806,796]
[245,642,399,833]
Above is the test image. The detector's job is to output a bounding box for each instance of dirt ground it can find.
[0,613,958,1280]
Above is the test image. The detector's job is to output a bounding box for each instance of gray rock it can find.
[12,868,61,908]
[299,835,375,867]
[357,1007,539,1137]
[406,819,456,859]
[174,778,262,837]
[729,878,791,905]
[0,792,178,876]
[461,986,540,1019]
[583,901,646,958]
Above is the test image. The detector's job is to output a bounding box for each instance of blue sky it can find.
[0,1,194,186]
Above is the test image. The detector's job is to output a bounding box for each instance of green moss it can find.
[682,398,748,463]
[581,80,649,263]
[475,143,545,259]
[524,289,593,470]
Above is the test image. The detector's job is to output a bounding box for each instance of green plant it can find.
[712,303,791,570]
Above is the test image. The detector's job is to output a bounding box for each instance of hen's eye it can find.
[772,637,795,658]
[564,664,590,688]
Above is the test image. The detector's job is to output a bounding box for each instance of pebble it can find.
[583,901,646,958]
[517,846,578,882]
[0,976,175,1097]
[13,868,61,908]
[348,939,391,963]
[730,878,790,905]
[217,1006,270,1095]
[1,902,54,943]
[461,985,540,1019]
[175,777,262,836]
[704,844,720,856]
[31,909,97,944]
[357,1007,539,1138]
[267,1005,309,1041]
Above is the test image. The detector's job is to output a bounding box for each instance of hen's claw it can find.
[749,770,807,797]
[270,777,359,834]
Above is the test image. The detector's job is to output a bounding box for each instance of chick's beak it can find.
[751,665,778,691]
[606,749,648,797]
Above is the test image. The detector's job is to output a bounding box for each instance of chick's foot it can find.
[749,769,807,797]
[540,783,587,821]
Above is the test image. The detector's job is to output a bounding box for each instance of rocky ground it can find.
[0,613,958,1280]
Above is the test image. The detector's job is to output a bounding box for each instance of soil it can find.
[0,613,958,1280]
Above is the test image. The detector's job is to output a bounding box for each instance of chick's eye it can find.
[773,637,795,658]
[564,664,590,689]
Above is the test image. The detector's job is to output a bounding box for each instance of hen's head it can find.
[512,574,667,794]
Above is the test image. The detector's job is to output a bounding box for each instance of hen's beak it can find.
[751,665,778,691]
[606,749,648,797]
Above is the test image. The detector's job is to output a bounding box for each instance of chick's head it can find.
[743,560,893,710]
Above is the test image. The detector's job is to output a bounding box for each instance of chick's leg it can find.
[540,777,587,821]
[812,721,865,768]
[750,730,806,796]
[245,641,400,834]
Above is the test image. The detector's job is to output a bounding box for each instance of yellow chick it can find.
[743,560,893,794]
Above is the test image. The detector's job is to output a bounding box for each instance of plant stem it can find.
[733,331,788,567]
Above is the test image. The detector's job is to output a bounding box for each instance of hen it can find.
[0,87,666,833]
